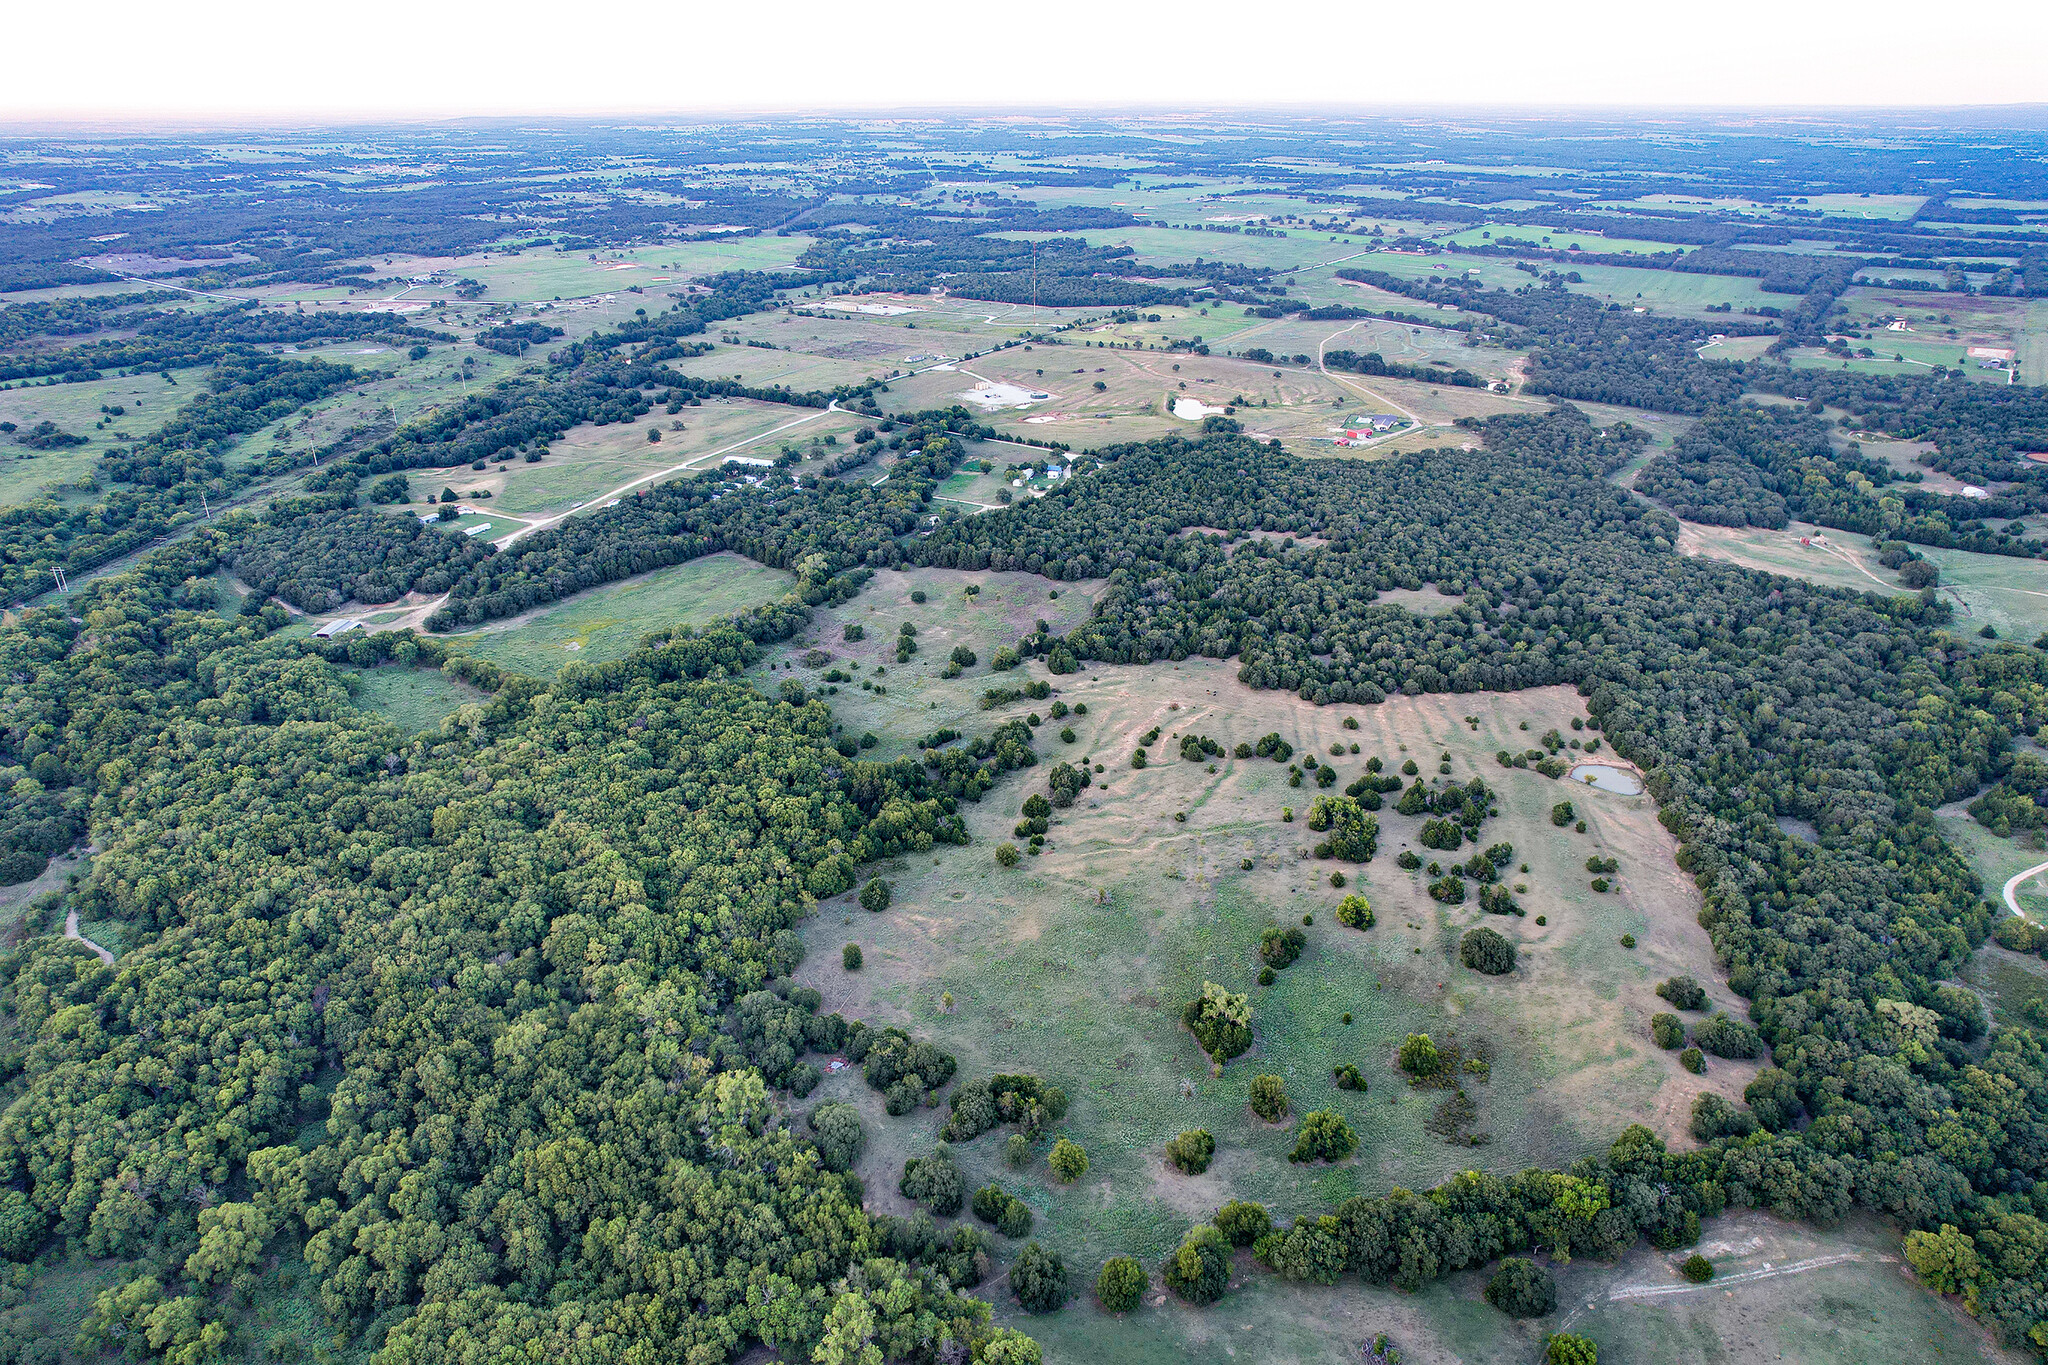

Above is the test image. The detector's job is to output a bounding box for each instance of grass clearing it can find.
[881,340,1517,453]
[474,397,861,517]
[346,664,488,733]
[793,641,1738,1286]
[1674,518,2048,642]
[0,372,188,507]
[446,551,793,677]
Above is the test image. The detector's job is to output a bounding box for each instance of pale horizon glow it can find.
[5,0,2047,123]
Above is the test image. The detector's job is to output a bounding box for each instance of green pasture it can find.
[445,551,793,677]
[792,641,1733,1280]
[1441,226,1692,256]
[0,372,188,507]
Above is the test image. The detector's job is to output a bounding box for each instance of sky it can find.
[5,0,2046,120]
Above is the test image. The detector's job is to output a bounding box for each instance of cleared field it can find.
[1834,288,2039,379]
[1673,518,2048,642]
[881,341,1518,453]
[253,239,816,308]
[444,551,793,676]
[0,372,186,506]
[1000,226,1380,276]
[1557,263,1775,317]
[1674,521,1909,598]
[788,622,1740,1284]
[1228,314,1522,383]
[345,664,488,732]
[1939,809,2048,920]
[1796,194,1930,220]
[1013,1211,2014,1365]
[1784,350,2013,385]
[1333,251,1774,321]
[471,396,862,517]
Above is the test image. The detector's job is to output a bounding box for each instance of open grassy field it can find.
[880,338,1519,453]
[1939,807,2048,917]
[459,395,862,517]
[247,238,817,309]
[781,592,1742,1283]
[1229,314,1522,383]
[1011,1210,2015,1365]
[761,574,2014,1365]
[1673,521,1910,599]
[444,551,793,677]
[1440,227,1694,256]
[0,371,189,506]
[1833,287,2042,376]
[1674,518,2048,645]
[1335,250,1774,321]
[345,663,488,732]
[1002,226,1380,276]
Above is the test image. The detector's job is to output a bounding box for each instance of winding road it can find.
[65,908,114,965]
[2004,859,2048,919]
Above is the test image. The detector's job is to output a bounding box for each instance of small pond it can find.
[1568,761,1644,795]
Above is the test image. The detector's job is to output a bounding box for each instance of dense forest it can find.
[1632,404,2048,557]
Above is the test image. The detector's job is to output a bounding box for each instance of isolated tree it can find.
[1545,1333,1598,1365]
[1460,926,1515,975]
[1288,1110,1357,1163]
[1165,1130,1215,1175]
[1398,1033,1442,1078]
[1656,976,1707,1011]
[1048,1139,1089,1183]
[1248,1074,1290,1122]
[1096,1256,1146,1313]
[1485,1258,1557,1317]
[1184,982,1253,1062]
